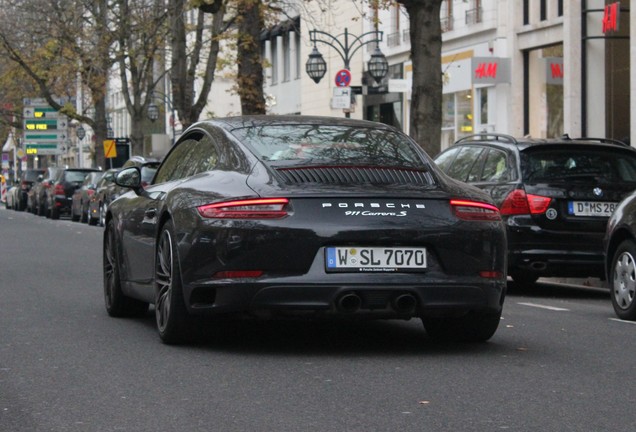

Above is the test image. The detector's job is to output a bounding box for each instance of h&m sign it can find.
[471,57,511,85]
[602,2,620,34]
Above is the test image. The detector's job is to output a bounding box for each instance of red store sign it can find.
[471,57,511,85]
[602,2,620,34]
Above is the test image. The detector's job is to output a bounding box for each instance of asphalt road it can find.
[1,206,636,432]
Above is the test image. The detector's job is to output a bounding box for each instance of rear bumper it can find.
[185,279,507,319]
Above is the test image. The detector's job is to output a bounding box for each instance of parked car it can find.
[14,169,45,211]
[45,168,101,219]
[104,115,507,344]
[605,191,636,320]
[434,133,636,287]
[71,171,104,222]
[28,167,60,216]
[87,168,119,226]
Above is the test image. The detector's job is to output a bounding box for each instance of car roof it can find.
[191,115,399,133]
[452,133,633,152]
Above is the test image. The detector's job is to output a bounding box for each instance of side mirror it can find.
[115,167,143,194]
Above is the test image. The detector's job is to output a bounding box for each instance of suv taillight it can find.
[54,184,65,195]
[500,189,552,215]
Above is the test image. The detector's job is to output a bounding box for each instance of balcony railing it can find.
[465,7,482,25]
[441,16,453,33]
[387,31,401,48]
[402,28,410,43]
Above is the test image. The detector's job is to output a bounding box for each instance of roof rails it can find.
[569,137,630,147]
[455,133,519,145]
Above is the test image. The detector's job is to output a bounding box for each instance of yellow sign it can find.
[103,139,117,159]
[26,148,38,155]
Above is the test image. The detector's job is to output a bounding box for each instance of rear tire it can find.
[422,310,502,343]
[155,220,192,344]
[510,271,539,288]
[103,220,149,317]
[50,206,59,220]
[610,239,636,320]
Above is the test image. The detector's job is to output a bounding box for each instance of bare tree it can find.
[171,0,231,127]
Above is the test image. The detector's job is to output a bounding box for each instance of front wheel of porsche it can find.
[155,221,191,344]
[610,240,636,320]
[104,220,149,317]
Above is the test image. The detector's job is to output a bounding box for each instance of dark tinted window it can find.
[445,146,484,181]
[231,124,426,168]
[154,135,218,184]
[522,148,636,183]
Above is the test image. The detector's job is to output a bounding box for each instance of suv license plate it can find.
[325,247,427,272]
[568,201,617,217]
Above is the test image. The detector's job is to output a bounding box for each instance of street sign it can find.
[25,143,58,155]
[104,139,117,159]
[335,69,352,87]
[331,87,352,109]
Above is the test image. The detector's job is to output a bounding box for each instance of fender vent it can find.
[276,167,431,185]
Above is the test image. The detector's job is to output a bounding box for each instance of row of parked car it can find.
[4,156,160,227]
[432,133,636,320]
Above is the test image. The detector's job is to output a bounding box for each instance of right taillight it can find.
[500,189,552,215]
[54,184,65,196]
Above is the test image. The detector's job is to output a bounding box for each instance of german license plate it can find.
[568,201,617,217]
[325,247,427,272]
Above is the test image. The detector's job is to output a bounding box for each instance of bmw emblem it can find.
[593,187,603,197]
[546,208,558,220]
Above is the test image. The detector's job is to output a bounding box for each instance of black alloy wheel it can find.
[103,220,149,317]
[610,240,636,320]
[155,220,191,344]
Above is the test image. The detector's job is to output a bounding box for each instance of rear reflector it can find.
[479,270,504,279]
[198,198,289,219]
[450,199,501,221]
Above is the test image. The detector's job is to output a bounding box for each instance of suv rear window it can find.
[521,147,636,183]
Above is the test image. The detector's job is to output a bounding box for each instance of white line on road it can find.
[517,302,570,311]
[609,318,636,325]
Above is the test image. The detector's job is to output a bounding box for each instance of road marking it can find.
[517,302,569,311]
[609,318,636,325]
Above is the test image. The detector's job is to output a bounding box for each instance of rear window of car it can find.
[521,147,636,183]
[231,124,427,169]
[65,170,95,183]
[23,170,45,182]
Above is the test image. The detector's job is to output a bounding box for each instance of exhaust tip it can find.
[392,294,417,314]
[337,293,362,313]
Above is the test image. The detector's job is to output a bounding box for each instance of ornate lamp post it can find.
[305,27,389,85]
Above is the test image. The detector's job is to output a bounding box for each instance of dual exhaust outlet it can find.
[336,292,417,315]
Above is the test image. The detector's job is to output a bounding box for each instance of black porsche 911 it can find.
[103,115,507,344]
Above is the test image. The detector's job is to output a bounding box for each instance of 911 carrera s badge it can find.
[322,202,425,217]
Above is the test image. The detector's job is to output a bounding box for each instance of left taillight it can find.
[450,199,501,221]
[197,198,289,219]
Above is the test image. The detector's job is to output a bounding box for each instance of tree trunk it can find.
[400,0,443,156]
[237,0,266,115]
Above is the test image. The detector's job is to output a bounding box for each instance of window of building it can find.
[540,0,547,21]
[526,44,564,138]
[282,33,290,82]
[440,90,474,151]
[271,37,278,85]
